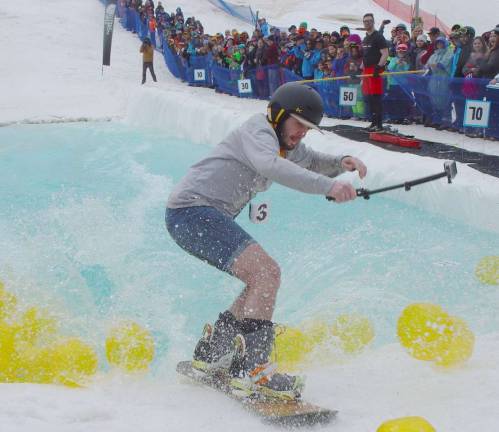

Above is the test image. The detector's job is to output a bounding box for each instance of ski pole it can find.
[327,161,457,201]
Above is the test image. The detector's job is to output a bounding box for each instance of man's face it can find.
[281,116,310,150]
[363,16,374,31]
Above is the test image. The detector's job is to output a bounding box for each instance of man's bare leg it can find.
[229,243,281,321]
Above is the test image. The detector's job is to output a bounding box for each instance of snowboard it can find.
[176,360,337,427]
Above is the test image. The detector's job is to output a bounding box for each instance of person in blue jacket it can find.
[301,39,321,79]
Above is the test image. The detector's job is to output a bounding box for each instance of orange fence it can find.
[373,0,450,34]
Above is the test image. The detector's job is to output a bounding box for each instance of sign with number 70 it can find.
[463,99,491,128]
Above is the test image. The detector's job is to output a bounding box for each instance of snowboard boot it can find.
[192,310,241,373]
[229,318,304,401]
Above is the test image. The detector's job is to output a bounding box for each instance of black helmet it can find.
[267,82,324,134]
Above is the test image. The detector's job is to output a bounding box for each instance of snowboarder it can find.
[166,82,367,399]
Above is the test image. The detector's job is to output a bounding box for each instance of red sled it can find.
[369,132,421,149]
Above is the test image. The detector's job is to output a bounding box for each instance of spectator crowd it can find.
[121,0,499,140]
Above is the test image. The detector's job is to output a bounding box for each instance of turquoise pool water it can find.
[1,122,498,367]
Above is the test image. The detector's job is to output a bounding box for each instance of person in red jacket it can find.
[420,27,440,65]
[264,36,281,95]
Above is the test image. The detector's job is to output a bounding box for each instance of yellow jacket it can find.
[140,44,154,62]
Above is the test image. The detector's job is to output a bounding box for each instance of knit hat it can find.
[417,34,428,42]
[347,34,362,45]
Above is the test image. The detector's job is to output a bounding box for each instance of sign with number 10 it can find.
[193,69,206,81]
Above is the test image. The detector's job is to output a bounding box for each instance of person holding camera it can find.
[361,13,389,132]
[140,37,157,84]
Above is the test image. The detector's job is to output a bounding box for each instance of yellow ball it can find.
[0,321,19,382]
[377,416,436,432]
[105,321,155,372]
[272,325,312,372]
[475,256,499,285]
[17,307,58,346]
[301,319,330,346]
[330,314,375,354]
[18,338,98,387]
[0,281,17,320]
[397,303,453,361]
[434,316,474,367]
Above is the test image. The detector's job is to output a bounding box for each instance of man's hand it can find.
[327,181,357,203]
[341,156,367,179]
[373,64,384,77]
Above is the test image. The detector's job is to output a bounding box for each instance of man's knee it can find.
[231,244,281,287]
[247,256,281,293]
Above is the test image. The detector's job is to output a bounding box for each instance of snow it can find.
[0,1,498,431]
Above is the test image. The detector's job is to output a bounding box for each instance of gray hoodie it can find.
[167,113,346,218]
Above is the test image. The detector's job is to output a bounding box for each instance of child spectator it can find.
[385,44,412,123]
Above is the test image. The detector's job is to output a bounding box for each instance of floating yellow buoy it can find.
[19,338,98,387]
[434,316,474,367]
[397,303,453,361]
[398,303,474,366]
[330,313,375,354]
[300,318,330,346]
[0,281,97,386]
[17,307,58,346]
[475,256,499,285]
[0,320,19,382]
[377,416,436,432]
[105,321,155,372]
[272,325,312,372]
[0,281,17,320]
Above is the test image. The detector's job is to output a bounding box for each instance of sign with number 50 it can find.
[339,87,358,106]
